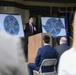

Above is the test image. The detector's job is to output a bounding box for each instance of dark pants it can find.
[24,41,28,58]
[28,63,54,75]
[27,63,39,75]
[24,33,29,59]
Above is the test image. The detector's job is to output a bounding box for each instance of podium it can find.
[28,33,52,63]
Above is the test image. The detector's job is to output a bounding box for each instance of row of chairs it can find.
[33,59,57,75]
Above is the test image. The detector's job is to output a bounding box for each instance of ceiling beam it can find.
[24,1,76,7]
[2,0,76,7]
[24,0,76,3]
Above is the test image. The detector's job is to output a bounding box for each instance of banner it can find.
[0,14,24,37]
[41,17,66,37]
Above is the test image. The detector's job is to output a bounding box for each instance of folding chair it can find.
[33,59,57,75]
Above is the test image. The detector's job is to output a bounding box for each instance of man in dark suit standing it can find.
[28,35,56,75]
[54,37,70,70]
[24,17,36,59]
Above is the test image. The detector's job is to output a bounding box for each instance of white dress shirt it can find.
[58,48,76,75]
[44,43,50,46]
[29,23,33,33]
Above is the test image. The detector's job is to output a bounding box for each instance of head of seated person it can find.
[43,35,50,45]
[59,37,67,45]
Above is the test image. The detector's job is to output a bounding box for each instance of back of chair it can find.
[41,59,57,66]
[39,59,57,73]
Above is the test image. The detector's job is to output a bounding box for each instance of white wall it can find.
[24,10,30,23]
[14,7,25,23]
[14,7,30,23]
[0,6,29,24]
[0,6,14,13]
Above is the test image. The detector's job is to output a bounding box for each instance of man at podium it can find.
[28,35,56,75]
[24,17,36,58]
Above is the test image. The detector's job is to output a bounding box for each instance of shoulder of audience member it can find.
[54,46,57,50]
[54,45,61,49]
[38,47,42,50]
[60,49,71,60]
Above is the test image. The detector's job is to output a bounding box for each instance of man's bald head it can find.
[60,37,67,45]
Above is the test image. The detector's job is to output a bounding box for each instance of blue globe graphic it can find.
[4,15,19,35]
[43,18,65,37]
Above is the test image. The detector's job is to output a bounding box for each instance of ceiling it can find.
[24,0,76,3]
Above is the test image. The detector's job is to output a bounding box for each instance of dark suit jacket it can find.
[24,23,36,35]
[54,44,70,70]
[24,23,36,43]
[35,45,56,72]
[24,23,37,57]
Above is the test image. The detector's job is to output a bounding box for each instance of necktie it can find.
[30,25,33,36]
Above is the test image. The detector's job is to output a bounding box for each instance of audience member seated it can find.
[58,12,76,75]
[58,48,76,75]
[54,37,70,71]
[27,35,56,75]
[0,31,28,75]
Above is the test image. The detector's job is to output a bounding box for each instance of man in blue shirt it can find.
[27,35,56,75]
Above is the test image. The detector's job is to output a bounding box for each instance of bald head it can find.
[60,37,67,45]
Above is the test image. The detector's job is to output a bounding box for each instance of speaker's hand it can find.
[23,24,26,30]
[34,26,36,31]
